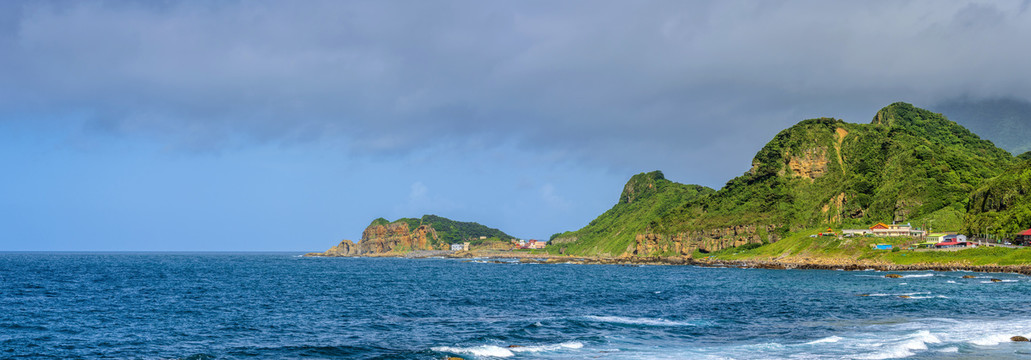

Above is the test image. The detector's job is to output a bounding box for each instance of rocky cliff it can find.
[628,224,781,256]
[358,222,439,253]
[307,214,514,256]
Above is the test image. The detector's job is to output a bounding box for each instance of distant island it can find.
[308,102,1031,273]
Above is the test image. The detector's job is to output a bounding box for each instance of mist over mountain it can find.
[934,98,1031,155]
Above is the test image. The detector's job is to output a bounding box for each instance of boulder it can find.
[991,278,1003,282]
[962,275,976,279]
[885,274,903,278]
[1012,336,1029,342]
[898,295,912,299]
[507,345,523,348]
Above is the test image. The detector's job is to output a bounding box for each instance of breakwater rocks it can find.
[689,258,1031,275]
[305,249,1031,275]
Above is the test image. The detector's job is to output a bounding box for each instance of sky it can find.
[3,0,1031,251]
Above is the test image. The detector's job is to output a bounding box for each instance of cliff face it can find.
[307,214,514,256]
[358,222,439,253]
[629,224,781,257]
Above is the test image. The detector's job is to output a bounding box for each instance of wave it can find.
[803,336,842,345]
[855,330,942,359]
[582,315,704,327]
[864,292,931,297]
[432,342,583,358]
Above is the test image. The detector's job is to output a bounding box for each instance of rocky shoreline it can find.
[305,251,1031,275]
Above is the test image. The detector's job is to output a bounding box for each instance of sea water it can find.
[2,253,1031,359]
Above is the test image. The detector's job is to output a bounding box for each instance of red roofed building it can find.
[934,241,973,249]
[1015,229,1031,246]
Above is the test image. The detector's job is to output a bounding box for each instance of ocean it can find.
[2,253,1031,359]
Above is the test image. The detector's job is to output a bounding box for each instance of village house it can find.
[934,240,974,249]
[1014,229,1031,246]
[450,243,463,251]
[844,223,927,238]
[869,223,926,237]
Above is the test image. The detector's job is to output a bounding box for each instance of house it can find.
[463,242,470,251]
[934,241,973,249]
[525,239,547,249]
[942,234,967,243]
[870,223,927,237]
[843,229,872,237]
[927,233,948,242]
[450,243,464,251]
[917,240,939,248]
[1015,229,1031,246]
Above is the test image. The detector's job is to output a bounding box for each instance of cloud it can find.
[3,1,1031,185]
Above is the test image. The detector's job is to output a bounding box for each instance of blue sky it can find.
[2,1,1031,251]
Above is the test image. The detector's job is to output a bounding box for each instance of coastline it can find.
[303,251,1031,275]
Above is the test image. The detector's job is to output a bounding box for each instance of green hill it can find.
[965,157,1031,238]
[548,171,714,256]
[552,103,1015,257]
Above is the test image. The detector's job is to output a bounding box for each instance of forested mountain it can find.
[553,103,1016,257]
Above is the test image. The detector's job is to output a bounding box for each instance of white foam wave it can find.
[901,273,935,278]
[432,345,515,357]
[946,280,957,284]
[432,342,583,358]
[855,330,941,359]
[804,336,842,345]
[510,342,583,353]
[583,315,701,326]
[865,292,930,297]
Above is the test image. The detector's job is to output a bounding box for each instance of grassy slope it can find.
[548,171,715,256]
[704,228,1031,266]
[965,158,1031,237]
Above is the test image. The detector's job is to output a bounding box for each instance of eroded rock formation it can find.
[625,224,781,257]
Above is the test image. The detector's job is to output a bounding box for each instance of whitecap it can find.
[901,273,935,278]
[803,335,842,345]
[583,315,702,326]
[433,342,583,357]
[432,345,514,358]
[509,342,584,353]
[855,330,941,360]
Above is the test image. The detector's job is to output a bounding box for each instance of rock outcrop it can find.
[358,222,438,254]
[626,224,780,257]
[306,222,440,256]
[306,239,359,256]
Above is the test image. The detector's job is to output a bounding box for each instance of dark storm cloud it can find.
[2,0,1030,185]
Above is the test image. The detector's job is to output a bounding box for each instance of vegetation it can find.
[552,102,1020,259]
[370,214,514,244]
[702,228,1031,266]
[547,171,714,257]
[965,158,1031,237]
